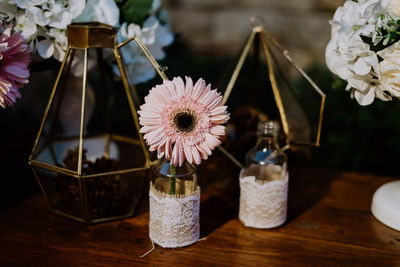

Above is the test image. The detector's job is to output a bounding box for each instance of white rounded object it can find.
[371,180,400,232]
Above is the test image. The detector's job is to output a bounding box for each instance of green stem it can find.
[169,162,176,195]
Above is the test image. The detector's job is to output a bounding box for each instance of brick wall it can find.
[164,0,345,68]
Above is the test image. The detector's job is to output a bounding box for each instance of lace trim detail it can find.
[149,182,200,248]
[239,172,289,229]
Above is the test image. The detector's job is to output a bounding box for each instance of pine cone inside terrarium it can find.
[57,146,131,221]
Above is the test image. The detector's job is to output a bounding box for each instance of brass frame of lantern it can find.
[28,22,169,223]
[219,19,326,169]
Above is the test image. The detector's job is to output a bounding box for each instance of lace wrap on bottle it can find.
[239,172,289,229]
[149,182,200,248]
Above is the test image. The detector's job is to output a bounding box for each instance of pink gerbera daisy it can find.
[0,22,31,108]
[138,76,229,166]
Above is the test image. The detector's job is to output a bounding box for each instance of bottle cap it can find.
[257,121,279,136]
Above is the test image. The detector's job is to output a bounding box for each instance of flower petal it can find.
[210,114,230,124]
[157,145,165,159]
[191,78,206,100]
[139,116,162,126]
[354,87,375,106]
[140,125,160,134]
[204,133,221,150]
[144,127,163,144]
[37,38,54,59]
[165,138,172,159]
[209,105,227,116]
[191,146,201,165]
[173,77,185,96]
[176,143,184,167]
[185,76,193,95]
[171,143,179,166]
[183,144,193,164]
[210,125,225,136]
[199,142,212,156]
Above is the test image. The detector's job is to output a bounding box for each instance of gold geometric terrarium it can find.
[219,18,326,168]
[29,22,168,223]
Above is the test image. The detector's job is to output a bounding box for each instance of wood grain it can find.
[0,166,399,266]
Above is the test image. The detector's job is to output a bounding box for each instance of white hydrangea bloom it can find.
[2,0,174,84]
[75,0,120,27]
[6,0,84,61]
[73,0,173,84]
[326,0,392,105]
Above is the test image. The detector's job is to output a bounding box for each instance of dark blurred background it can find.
[2,0,400,211]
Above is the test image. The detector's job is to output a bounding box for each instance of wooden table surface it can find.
[1,166,400,266]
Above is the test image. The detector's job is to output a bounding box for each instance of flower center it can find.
[173,111,197,133]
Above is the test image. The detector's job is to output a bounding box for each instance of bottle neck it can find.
[257,134,279,151]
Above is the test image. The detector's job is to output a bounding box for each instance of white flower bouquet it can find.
[0,0,173,84]
[326,0,400,105]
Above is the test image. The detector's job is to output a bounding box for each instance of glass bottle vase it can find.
[239,120,289,229]
[149,159,200,247]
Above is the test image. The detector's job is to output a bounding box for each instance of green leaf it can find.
[383,36,390,46]
[121,0,153,25]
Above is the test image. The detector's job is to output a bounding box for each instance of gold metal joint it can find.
[67,22,117,48]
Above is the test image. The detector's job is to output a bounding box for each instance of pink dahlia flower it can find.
[0,22,31,108]
[138,76,229,166]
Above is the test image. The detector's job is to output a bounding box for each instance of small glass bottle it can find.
[239,120,289,229]
[241,121,287,183]
[152,159,197,195]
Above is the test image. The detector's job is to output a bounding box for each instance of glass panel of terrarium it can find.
[219,32,281,165]
[117,38,164,107]
[33,166,84,221]
[107,74,147,171]
[84,170,147,223]
[32,49,85,172]
[78,47,113,172]
[265,37,323,150]
[81,46,147,175]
